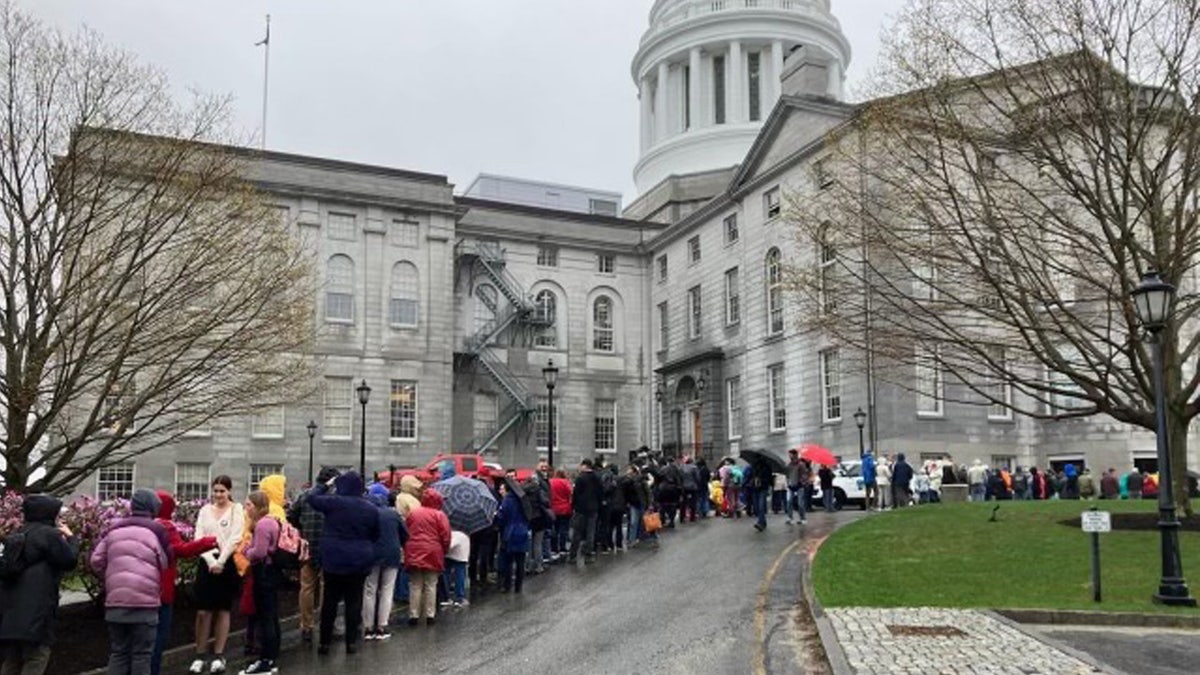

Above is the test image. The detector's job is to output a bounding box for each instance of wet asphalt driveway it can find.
[273,509,860,674]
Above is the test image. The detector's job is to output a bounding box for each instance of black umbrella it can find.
[739,448,787,474]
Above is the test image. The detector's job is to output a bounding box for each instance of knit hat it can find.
[131,488,161,517]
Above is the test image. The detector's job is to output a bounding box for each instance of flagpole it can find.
[258,14,270,150]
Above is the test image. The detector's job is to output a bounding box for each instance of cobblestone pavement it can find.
[825,608,1108,675]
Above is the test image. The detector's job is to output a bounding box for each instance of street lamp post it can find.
[853,407,867,458]
[356,379,371,480]
[695,370,707,459]
[542,359,559,469]
[306,419,318,486]
[1131,270,1196,607]
[654,384,664,455]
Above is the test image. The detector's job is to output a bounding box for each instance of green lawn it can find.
[812,499,1200,613]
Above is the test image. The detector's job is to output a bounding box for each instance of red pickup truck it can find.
[379,453,535,489]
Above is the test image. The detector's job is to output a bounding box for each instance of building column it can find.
[771,40,785,107]
[640,75,652,151]
[728,40,744,124]
[688,47,702,131]
[656,60,670,143]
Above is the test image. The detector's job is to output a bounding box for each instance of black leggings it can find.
[252,564,281,661]
[320,571,365,647]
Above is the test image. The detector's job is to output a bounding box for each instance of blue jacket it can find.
[308,472,381,575]
[372,497,408,569]
[496,493,530,553]
[861,454,877,484]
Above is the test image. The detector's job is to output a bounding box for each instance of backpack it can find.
[0,531,30,582]
[271,519,309,570]
[731,467,745,488]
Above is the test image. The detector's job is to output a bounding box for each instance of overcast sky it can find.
[22,0,907,202]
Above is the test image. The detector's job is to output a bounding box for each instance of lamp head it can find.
[853,407,867,429]
[356,379,371,405]
[1131,270,1175,333]
[306,419,317,438]
[542,359,559,388]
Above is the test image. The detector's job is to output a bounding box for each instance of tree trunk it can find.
[1168,419,1192,517]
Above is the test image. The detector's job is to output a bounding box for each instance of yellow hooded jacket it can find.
[396,475,423,518]
[235,473,287,576]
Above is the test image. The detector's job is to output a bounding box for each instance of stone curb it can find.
[995,608,1200,629]
[801,543,854,675]
[983,610,1130,675]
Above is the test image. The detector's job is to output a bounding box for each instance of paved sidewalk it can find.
[824,608,1112,675]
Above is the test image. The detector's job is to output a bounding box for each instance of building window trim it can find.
[726,377,742,440]
[594,399,617,453]
[768,364,787,432]
[820,348,842,423]
[724,267,740,326]
[592,295,616,352]
[97,462,136,501]
[916,346,945,418]
[723,213,739,246]
[687,285,703,340]
[688,236,702,265]
[536,245,559,268]
[389,380,419,442]
[764,186,781,221]
[766,248,784,336]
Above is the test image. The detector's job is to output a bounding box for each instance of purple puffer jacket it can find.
[90,516,170,609]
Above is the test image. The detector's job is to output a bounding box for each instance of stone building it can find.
[86,0,1195,500]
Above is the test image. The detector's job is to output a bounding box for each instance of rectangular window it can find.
[98,462,135,501]
[727,377,742,439]
[327,211,357,241]
[249,464,284,492]
[813,158,833,190]
[657,255,668,283]
[323,377,353,439]
[687,285,702,339]
[594,399,616,452]
[821,349,842,422]
[724,213,739,245]
[537,245,559,267]
[724,267,740,325]
[658,302,670,348]
[252,405,286,438]
[819,232,837,314]
[390,298,419,328]
[175,463,210,503]
[588,199,618,216]
[473,393,497,445]
[713,55,726,124]
[764,187,781,220]
[987,346,1013,420]
[913,261,938,301]
[597,253,615,274]
[916,346,944,417]
[390,381,418,441]
[748,51,762,122]
[535,397,560,451]
[688,236,701,264]
[768,364,787,431]
[390,219,419,247]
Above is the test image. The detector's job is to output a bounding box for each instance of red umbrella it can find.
[798,444,838,466]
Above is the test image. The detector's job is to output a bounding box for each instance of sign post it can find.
[1081,507,1111,603]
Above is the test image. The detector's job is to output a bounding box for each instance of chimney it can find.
[781,45,841,99]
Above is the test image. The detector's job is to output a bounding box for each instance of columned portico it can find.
[631,0,852,193]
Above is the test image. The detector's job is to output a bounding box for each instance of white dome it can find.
[631,0,851,193]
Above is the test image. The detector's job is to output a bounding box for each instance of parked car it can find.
[810,460,868,510]
[379,453,499,488]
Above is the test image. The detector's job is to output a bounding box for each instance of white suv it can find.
[809,460,868,510]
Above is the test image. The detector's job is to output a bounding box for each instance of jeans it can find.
[252,564,280,662]
[786,486,806,521]
[443,560,467,602]
[149,604,171,675]
[754,490,769,529]
[627,505,643,542]
[497,550,527,591]
[823,488,836,512]
[699,492,711,518]
[320,571,365,648]
[106,621,157,675]
[528,530,546,571]
[362,565,398,632]
[682,489,699,521]
[569,512,597,560]
[969,483,985,502]
[468,529,497,586]
[552,516,571,554]
[394,569,409,602]
[0,641,52,675]
[608,507,624,549]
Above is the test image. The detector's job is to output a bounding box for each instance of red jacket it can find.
[156,491,217,605]
[403,490,451,573]
[550,477,573,517]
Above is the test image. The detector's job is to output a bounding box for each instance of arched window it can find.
[592,295,614,352]
[326,255,354,323]
[474,284,498,334]
[534,290,557,348]
[389,262,419,328]
[765,248,783,335]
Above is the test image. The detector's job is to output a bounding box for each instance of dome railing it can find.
[645,0,829,42]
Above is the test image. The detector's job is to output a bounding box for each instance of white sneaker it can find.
[210,657,227,673]
[237,660,276,675]
[189,659,206,674]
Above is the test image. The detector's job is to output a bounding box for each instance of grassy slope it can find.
[812,500,1200,613]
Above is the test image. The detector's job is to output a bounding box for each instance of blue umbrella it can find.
[431,475,498,534]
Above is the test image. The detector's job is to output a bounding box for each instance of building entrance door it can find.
[691,407,703,457]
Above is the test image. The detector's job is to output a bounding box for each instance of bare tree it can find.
[0,3,317,493]
[786,0,1200,511]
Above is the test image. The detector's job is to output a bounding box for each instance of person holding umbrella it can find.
[495,477,531,593]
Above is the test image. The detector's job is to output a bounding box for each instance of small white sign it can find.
[1081,511,1111,533]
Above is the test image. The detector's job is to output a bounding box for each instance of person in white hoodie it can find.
[875,456,893,510]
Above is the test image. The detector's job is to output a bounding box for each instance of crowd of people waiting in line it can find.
[0,447,807,675]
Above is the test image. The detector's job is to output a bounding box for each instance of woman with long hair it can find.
[239,491,282,675]
[190,476,244,674]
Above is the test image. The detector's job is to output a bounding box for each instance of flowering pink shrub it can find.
[0,491,23,539]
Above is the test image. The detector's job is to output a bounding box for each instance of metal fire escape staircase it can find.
[458,242,552,452]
